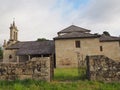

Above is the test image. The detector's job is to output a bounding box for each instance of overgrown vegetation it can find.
[0,68,119,90]
[103,31,110,36]
[37,38,49,41]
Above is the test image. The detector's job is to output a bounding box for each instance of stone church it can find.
[3,21,55,63]
[3,21,120,68]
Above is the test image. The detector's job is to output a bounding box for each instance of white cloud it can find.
[0,0,63,43]
[73,0,120,35]
[0,0,120,45]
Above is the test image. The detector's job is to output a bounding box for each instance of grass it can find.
[54,68,86,81]
[54,68,79,81]
[0,68,119,90]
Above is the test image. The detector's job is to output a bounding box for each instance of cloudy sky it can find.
[0,0,120,45]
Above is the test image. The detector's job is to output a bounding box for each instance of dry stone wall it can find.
[86,55,120,82]
[0,57,53,82]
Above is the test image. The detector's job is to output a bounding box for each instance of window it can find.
[75,41,80,48]
[9,55,12,59]
[100,46,103,51]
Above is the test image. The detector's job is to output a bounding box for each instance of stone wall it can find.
[55,38,120,68]
[3,49,17,63]
[55,38,101,68]
[86,55,120,82]
[0,59,2,62]
[100,41,120,61]
[0,57,53,82]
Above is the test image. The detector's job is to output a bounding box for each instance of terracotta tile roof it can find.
[58,25,90,34]
[100,34,120,42]
[6,41,55,55]
[54,32,100,40]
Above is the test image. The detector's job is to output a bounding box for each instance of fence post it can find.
[86,55,90,80]
[76,52,80,79]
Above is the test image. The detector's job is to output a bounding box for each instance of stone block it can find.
[86,55,120,82]
[0,57,53,82]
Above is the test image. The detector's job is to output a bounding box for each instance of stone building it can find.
[54,25,120,68]
[3,21,55,63]
[2,22,120,68]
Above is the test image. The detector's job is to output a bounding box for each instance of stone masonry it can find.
[86,55,120,82]
[0,57,53,82]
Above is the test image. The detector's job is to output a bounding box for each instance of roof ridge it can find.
[18,40,53,43]
[54,31,99,40]
[100,34,120,42]
[58,25,91,34]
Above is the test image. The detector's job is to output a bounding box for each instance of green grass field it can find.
[0,68,119,90]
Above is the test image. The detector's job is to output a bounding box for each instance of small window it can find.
[9,55,12,59]
[75,41,80,48]
[100,46,103,51]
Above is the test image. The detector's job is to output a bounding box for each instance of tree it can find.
[37,38,49,41]
[0,47,3,59]
[103,31,110,36]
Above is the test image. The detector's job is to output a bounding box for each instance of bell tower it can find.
[9,21,18,42]
[3,20,18,48]
[5,20,19,46]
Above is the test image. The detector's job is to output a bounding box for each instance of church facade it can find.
[3,22,120,68]
[3,21,55,63]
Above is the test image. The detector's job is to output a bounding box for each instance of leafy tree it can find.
[37,38,49,41]
[103,31,110,36]
[0,47,3,59]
